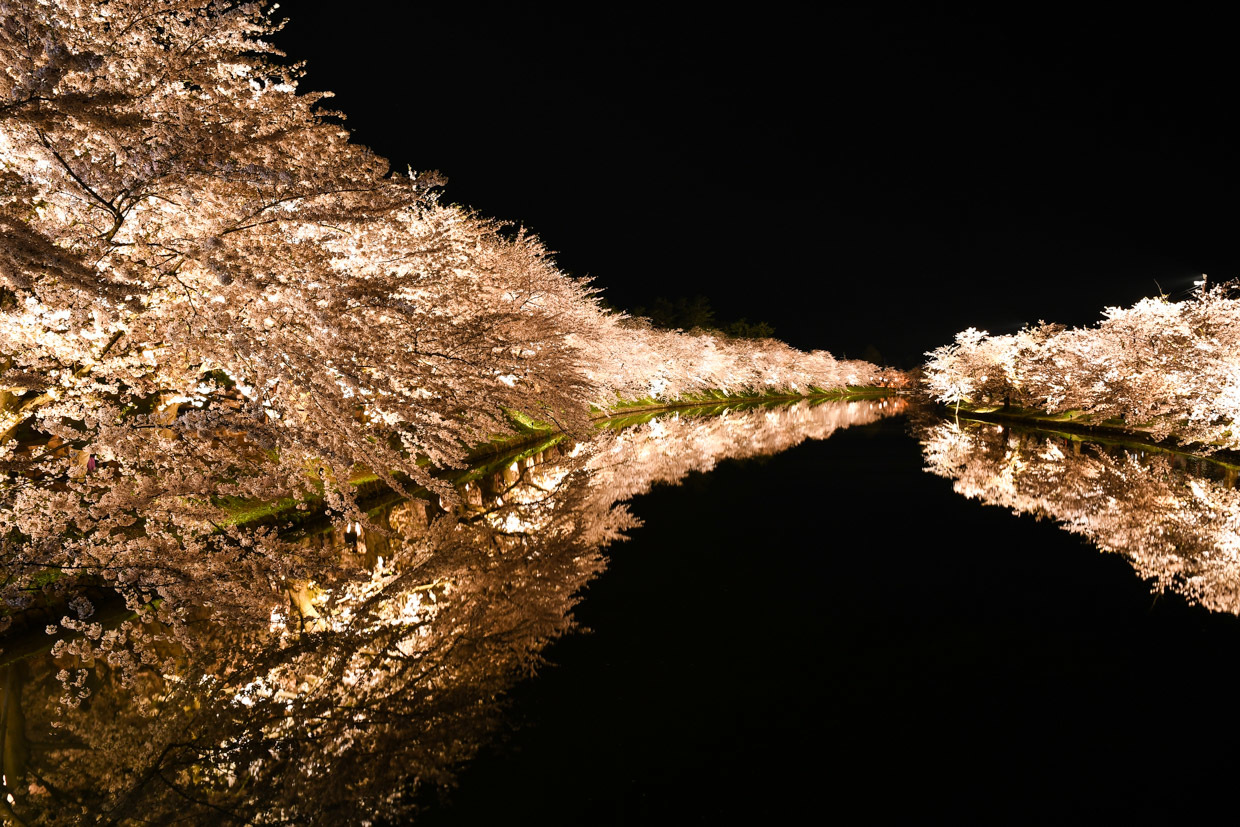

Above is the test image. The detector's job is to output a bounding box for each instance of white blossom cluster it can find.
[924,286,1240,446]
[0,1,883,640]
[0,3,889,818]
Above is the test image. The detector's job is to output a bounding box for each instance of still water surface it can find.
[6,399,1240,823]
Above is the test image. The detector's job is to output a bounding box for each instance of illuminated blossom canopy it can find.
[0,1,882,631]
[924,285,1240,447]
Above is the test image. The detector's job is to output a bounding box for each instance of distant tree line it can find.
[629,295,777,339]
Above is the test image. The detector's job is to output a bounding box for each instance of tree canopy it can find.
[923,285,1240,447]
[0,0,883,705]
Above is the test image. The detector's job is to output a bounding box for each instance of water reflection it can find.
[920,419,1240,614]
[0,398,903,824]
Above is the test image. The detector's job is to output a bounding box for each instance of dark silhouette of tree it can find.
[724,318,777,339]
[634,295,776,339]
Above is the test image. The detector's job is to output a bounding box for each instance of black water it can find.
[419,414,1240,823]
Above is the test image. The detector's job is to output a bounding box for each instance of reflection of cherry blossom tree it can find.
[1,399,904,824]
[924,286,1240,446]
[920,419,1240,614]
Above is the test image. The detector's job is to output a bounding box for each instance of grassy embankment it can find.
[221,385,898,531]
[944,401,1240,475]
[0,386,899,649]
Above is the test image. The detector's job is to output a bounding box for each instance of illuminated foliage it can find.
[0,1,881,635]
[924,286,1240,446]
[0,4,888,819]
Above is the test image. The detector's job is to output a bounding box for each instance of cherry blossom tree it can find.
[923,285,1240,447]
[0,0,887,647]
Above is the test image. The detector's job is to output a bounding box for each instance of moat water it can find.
[6,399,1240,823]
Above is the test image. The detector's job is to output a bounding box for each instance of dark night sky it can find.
[275,6,1240,366]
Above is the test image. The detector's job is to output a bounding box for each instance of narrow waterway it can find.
[6,400,1240,823]
[419,412,1240,823]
